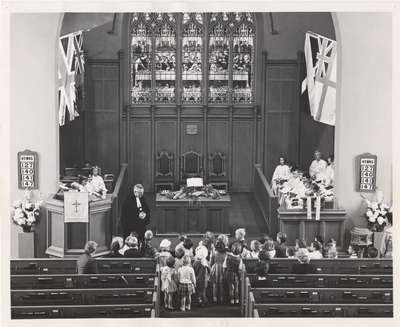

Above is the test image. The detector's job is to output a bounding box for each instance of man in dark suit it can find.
[77,241,98,274]
[120,184,150,242]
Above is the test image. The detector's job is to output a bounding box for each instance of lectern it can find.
[45,195,113,257]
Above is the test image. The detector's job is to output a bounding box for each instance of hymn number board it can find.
[18,150,38,189]
[356,153,377,192]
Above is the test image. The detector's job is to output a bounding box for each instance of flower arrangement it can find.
[362,191,392,232]
[10,191,42,232]
[163,184,222,201]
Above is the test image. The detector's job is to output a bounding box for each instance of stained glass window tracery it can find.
[129,12,255,105]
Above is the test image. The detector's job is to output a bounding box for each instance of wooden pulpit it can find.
[45,195,113,257]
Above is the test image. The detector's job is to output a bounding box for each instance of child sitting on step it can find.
[178,255,196,311]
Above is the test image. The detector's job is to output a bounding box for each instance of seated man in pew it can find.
[77,241,98,274]
[292,248,315,274]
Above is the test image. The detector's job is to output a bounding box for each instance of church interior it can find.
[5,10,395,319]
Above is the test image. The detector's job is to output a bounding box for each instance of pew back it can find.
[10,258,158,275]
[254,303,393,317]
[251,288,393,304]
[11,304,155,319]
[11,273,157,290]
[243,258,393,275]
[248,274,392,288]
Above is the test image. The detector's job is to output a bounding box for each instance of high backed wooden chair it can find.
[208,151,228,191]
[180,150,203,184]
[154,151,174,192]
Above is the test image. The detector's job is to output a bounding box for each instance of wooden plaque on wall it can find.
[18,149,39,189]
[356,153,377,192]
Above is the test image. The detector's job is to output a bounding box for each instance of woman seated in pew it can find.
[104,236,124,258]
[123,236,141,258]
[77,241,98,274]
[308,241,323,259]
[141,230,157,258]
[291,248,315,274]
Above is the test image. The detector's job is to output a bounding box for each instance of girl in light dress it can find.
[160,256,178,310]
[158,239,172,267]
[177,255,196,311]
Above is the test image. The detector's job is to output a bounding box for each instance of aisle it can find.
[160,304,242,318]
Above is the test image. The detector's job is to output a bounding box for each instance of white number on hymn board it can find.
[360,184,372,190]
[23,181,34,187]
[361,171,373,178]
[21,162,34,168]
[361,165,373,172]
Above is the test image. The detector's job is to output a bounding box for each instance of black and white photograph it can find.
[0,0,399,325]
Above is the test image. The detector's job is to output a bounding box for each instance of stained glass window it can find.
[129,12,255,106]
[182,13,203,104]
[154,13,176,103]
[130,13,153,104]
[208,13,230,103]
[232,13,254,103]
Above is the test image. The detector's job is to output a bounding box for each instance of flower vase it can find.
[22,225,32,233]
[373,231,384,251]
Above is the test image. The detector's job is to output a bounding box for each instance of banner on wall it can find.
[301,31,337,126]
[58,31,85,126]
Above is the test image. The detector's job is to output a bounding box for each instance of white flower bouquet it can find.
[362,192,392,232]
[10,194,42,232]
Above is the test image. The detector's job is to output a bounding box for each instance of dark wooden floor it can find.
[145,192,269,245]
[160,304,241,318]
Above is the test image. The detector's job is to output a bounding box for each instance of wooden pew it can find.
[11,259,77,275]
[11,273,157,290]
[10,258,158,275]
[243,258,393,275]
[11,287,157,306]
[97,258,157,274]
[250,288,392,304]
[247,274,392,289]
[253,303,393,317]
[11,303,155,319]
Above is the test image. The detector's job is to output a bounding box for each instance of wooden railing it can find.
[253,164,279,236]
[111,163,129,236]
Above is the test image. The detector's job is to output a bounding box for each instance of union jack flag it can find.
[58,31,85,126]
[301,31,337,126]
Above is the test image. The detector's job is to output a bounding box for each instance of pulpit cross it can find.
[72,200,81,213]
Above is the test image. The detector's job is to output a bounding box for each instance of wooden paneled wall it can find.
[262,52,301,181]
[126,106,258,192]
[83,60,120,175]
[61,51,333,193]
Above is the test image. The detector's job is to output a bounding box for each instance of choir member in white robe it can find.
[309,150,327,180]
[87,166,107,199]
[322,155,334,188]
[271,156,291,195]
